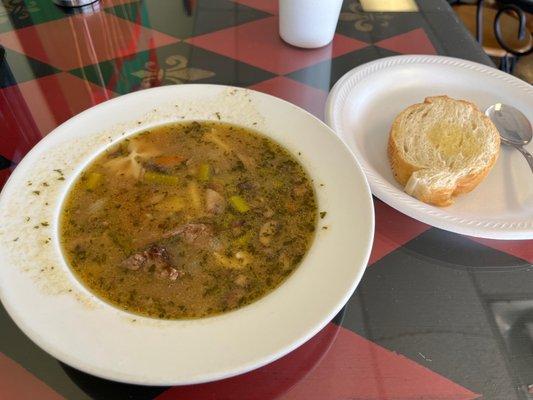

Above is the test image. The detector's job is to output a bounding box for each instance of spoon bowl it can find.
[486,103,533,173]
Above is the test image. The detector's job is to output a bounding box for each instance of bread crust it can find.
[387,96,500,207]
[388,112,419,187]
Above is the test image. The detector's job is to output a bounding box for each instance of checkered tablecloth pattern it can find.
[1,1,531,399]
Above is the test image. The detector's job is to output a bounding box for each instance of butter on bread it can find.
[388,96,500,206]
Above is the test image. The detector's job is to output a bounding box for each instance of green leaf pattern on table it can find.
[132,55,215,88]
[340,2,393,32]
[0,0,39,25]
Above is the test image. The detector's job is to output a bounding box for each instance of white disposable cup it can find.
[279,0,344,48]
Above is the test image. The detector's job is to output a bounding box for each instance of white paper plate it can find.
[0,85,374,385]
[326,55,533,240]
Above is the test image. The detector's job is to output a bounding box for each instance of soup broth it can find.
[60,121,316,319]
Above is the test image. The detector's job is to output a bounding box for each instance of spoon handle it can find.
[514,144,533,174]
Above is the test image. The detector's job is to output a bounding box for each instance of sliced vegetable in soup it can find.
[60,121,317,319]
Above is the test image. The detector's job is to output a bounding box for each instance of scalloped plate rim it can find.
[325,55,533,240]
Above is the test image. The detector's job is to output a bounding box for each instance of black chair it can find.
[452,0,532,72]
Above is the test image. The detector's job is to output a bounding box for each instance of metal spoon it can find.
[485,103,533,173]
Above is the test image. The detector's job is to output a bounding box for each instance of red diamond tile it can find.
[375,28,436,55]
[187,16,368,75]
[21,72,115,134]
[470,238,533,264]
[0,73,115,163]
[231,0,278,14]
[248,77,328,120]
[0,13,179,71]
[0,82,43,164]
[369,199,430,265]
[0,353,64,400]
[157,324,479,400]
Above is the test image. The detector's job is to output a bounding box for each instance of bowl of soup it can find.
[0,85,374,385]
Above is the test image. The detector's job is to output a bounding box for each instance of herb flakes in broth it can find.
[60,121,316,319]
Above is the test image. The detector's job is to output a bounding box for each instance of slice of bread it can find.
[388,96,500,206]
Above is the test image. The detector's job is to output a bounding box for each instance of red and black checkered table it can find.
[1,1,532,399]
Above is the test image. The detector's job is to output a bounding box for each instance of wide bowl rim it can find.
[0,84,375,385]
